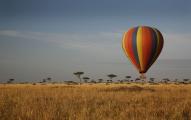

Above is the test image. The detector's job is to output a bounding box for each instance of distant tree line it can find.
[2,72,191,85]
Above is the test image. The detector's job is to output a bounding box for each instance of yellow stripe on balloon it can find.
[122,32,128,57]
[136,27,144,71]
[122,32,132,61]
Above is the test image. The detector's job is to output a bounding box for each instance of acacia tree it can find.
[125,76,131,79]
[183,79,189,84]
[82,77,90,83]
[7,79,15,84]
[162,78,170,83]
[90,80,96,84]
[117,80,123,83]
[149,78,155,83]
[135,78,140,82]
[47,77,52,82]
[98,79,103,83]
[42,78,46,83]
[73,72,84,84]
[125,76,131,82]
[107,74,117,83]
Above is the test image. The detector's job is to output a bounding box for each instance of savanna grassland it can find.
[0,83,191,120]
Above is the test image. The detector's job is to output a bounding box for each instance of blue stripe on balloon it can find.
[132,27,140,66]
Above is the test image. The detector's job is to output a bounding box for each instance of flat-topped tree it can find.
[125,76,131,79]
[183,79,189,84]
[47,77,52,82]
[82,77,90,83]
[7,79,15,84]
[98,79,103,83]
[42,78,46,83]
[107,74,117,82]
[183,79,189,81]
[90,80,96,84]
[135,78,140,82]
[162,78,170,83]
[125,76,131,81]
[149,78,155,83]
[73,72,84,84]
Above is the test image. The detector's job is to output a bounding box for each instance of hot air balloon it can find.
[122,26,164,80]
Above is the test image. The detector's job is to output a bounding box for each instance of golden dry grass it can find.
[0,83,191,120]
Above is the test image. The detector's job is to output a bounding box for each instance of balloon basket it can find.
[140,73,147,83]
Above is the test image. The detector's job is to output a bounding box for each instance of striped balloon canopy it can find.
[122,26,164,74]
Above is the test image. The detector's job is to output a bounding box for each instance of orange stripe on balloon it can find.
[141,27,153,72]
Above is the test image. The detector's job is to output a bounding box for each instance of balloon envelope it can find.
[122,26,164,73]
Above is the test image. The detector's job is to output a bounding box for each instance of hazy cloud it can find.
[1,30,191,59]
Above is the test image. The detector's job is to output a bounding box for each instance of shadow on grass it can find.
[102,85,155,92]
[51,86,76,89]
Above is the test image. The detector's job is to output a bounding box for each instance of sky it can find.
[0,0,191,82]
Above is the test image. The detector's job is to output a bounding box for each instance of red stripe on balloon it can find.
[144,28,164,73]
[141,27,153,73]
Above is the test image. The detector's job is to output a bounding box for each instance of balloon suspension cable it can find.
[140,73,147,83]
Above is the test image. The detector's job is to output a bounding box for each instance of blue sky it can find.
[0,0,191,82]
